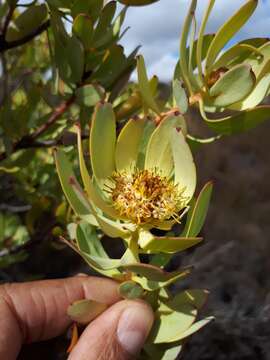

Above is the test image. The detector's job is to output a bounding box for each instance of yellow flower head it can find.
[56,102,197,239]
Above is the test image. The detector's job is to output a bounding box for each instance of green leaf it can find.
[67,299,107,325]
[182,181,213,237]
[145,114,187,177]
[209,64,256,107]
[90,102,116,184]
[137,55,160,114]
[229,74,270,111]
[82,251,122,270]
[123,263,191,282]
[173,80,188,114]
[143,343,182,360]
[205,0,258,72]
[138,231,203,254]
[137,118,156,170]
[71,0,103,23]
[150,303,197,344]
[171,316,214,341]
[213,43,263,70]
[168,289,209,310]
[54,149,93,217]
[76,222,108,258]
[93,45,127,87]
[6,4,48,42]
[171,129,197,200]
[93,1,116,46]
[66,35,84,84]
[190,34,215,71]
[118,281,144,299]
[115,117,146,172]
[76,125,121,220]
[75,221,122,276]
[201,103,270,135]
[73,14,93,49]
[76,84,104,107]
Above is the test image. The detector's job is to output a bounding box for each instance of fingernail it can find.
[117,304,154,356]
[75,273,88,277]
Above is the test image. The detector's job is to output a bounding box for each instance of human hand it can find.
[0,276,154,359]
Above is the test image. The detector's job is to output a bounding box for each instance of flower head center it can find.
[107,169,187,225]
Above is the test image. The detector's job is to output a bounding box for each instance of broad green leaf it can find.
[182,181,213,237]
[90,102,116,184]
[54,149,93,217]
[76,221,121,276]
[115,117,146,172]
[123,263,191,282]
[117,0,159,5]
[6,4,48,42]
[213,43,263,70]
[172,317,214,341]
[67,299,107,325]
[93,45,127,87]
[150,253,172,268]
[246,42,270,78]
[139,232,203,254]
[230,74,270,111]
[171,129,196,200]
[208,64,256,107]
[168,289,209,310]
[115,90,142,120]
[82,251,122,270]
[143,343,182,360]
[76,84,104,107]
[76,222,108,258]
[145,114,186,177]
[94,213,133,239]
[132,268,191,291]
[137,55,160,114]
[201,102,270,135]
[150,303,197,344]
[71,0,103,23]
[66,35,84,84]
[73,14,93,49]
[190,34,215,70]
[137,118,156,169]
[205,0,258,72]
[76,126,119,219]
[93,1,116,46]
[139,229,201,254]
[257,58,270,83]
[118,281,144,299]
[173,80,188,114]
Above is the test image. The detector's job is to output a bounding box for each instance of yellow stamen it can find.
[106,169,188,225]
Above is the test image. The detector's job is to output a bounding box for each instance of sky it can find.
[120,0,270,81]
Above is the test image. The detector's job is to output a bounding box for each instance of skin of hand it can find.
[0,275,154,360]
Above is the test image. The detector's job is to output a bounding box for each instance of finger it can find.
[0,276,120,359]
[69,299,154,360]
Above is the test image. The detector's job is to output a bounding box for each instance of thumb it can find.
[68,299,154,360]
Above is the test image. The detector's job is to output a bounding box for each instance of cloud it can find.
[120,0,270,81]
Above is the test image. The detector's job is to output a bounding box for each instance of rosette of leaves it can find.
[55,97,213,358]
[177,0,270,136]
